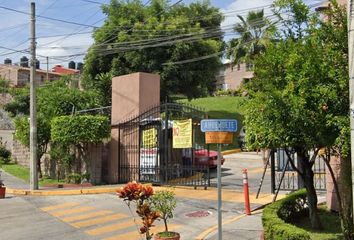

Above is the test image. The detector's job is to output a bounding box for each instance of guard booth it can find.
[112,102,210,187]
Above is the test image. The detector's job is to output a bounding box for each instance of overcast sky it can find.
[0,0,322,69]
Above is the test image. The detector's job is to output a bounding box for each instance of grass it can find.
[0,160,64,186]
[293,205,343,240]
[178,96,247,150]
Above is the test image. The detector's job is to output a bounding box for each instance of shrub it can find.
[0,141,11,164]
[262,189,311,240]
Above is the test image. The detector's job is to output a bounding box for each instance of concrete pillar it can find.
[326,155,341,212]
[109,72,160,183]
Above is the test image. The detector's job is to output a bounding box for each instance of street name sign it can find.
[201,119,237,132]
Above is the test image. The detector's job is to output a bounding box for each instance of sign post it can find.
[201,119,237,240]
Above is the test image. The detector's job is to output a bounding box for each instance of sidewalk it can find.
[204,211,263,240]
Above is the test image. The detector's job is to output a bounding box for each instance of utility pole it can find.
[29,2,38,190]
[46,56,49,82]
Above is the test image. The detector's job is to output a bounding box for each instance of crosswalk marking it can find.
[50,206,95,217]
[71,213,128,228]
[61,210,113,223]
[85,220,136,236]
[41,202,79,212]
[103,224,180,240]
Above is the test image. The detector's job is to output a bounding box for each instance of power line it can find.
[0,5,100,28]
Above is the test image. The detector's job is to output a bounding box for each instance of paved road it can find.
[0,152,269,240]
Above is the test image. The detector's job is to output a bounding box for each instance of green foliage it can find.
[66,173,90,184]
[0,78,10,94]
[227,9,275,65]
[83,0,224,100]
[214,88,243,97]
[51,115,110,145]
[4,87,30,116]
[0,140,11,164]
[150,190,177,232]
[263,189,311,240]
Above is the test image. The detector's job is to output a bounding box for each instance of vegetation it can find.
[150,190,177,233]
[227,9,275,66]
[263,189,343,240]
[117,181,159,240]
[51,115,110,179]
[0,140,11,164]
[263,189,310,240]
[243,0,350,232]
[83,0,224,100]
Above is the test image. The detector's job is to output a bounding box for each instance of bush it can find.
[262,189,311,240]
[0,142,11,164]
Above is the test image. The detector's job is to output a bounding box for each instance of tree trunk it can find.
[297,149,322,230]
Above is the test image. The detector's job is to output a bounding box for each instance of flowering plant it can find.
[117,181,160,240]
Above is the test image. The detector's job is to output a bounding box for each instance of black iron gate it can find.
[112,102,210,187]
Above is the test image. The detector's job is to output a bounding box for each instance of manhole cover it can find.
[185,210,212,218]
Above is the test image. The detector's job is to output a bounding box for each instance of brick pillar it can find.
[109,72,160,183]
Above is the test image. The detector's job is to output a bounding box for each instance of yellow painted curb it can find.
[221,149,242,155]
[6,187,119,196]
[195,209,263,240]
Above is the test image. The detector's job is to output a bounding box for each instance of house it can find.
[215,61,253,90]
[52,64,80,75]
[0,59,62,87]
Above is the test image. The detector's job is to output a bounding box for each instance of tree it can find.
[83,0,224,100]
[10,79,100,178]
[51,115,110,177]
[243,0,351,230]
[227,9,275,66]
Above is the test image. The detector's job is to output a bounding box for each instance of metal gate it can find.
[112,102,210,187]
[274,149,326,191]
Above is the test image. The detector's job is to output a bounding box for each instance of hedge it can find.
[262,189,311,240]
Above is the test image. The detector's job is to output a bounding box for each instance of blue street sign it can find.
[200,119,238,132]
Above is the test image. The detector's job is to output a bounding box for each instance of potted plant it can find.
[150,190,180,240]
[117,181,160,240]
[0,170,5,199]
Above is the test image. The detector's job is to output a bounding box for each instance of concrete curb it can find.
[6,186,119,196]
[221,149,241,155]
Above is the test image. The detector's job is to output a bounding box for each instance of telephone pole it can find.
[29,2,38,190]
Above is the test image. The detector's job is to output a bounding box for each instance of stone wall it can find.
[85,142,110,184]
[12,138,30,168]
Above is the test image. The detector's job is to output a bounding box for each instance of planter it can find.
[154,232,180,240]
[0,186,6,199]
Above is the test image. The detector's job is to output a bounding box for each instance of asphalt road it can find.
[0,152,270,240]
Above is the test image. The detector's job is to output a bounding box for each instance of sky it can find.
[0,0,322,69]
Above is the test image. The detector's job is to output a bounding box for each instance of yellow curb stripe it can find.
[195,209,263,240]
[51,206,95,217]
[41,202,79,212]
[71,213,128,228]
[103,224,180,240]
[61,210,113,222]
[86,220,136,236]
[221,149,242,155]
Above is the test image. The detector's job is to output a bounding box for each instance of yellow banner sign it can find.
[173,119,192,148]
[142,128,157,148]
[205,132,233,144]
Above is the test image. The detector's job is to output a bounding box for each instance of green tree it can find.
[83,0,223,100]
[11,80,100,178]
[227,9,275,66]
[243,0,350,230]
[51,115,110,178]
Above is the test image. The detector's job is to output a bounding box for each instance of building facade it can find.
[0,64,62,87]
[215,62,253,90]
